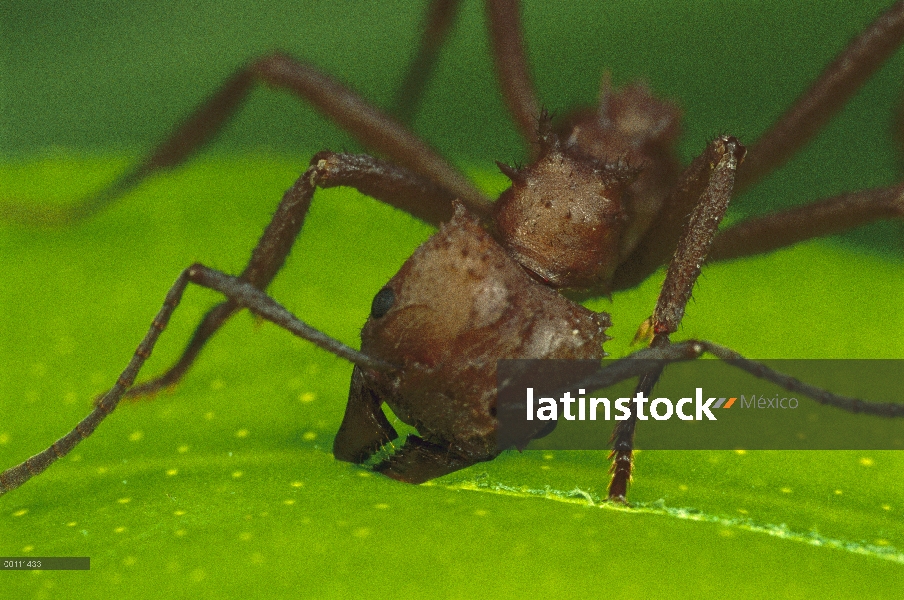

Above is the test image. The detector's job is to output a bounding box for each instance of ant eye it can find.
[370,287,395,319]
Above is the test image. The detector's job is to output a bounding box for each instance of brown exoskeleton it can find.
[2,0,904,502]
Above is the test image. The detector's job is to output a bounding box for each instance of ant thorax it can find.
[492,132,634,292]
[558,82,684,262]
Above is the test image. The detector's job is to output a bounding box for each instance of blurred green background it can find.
[3,0,904,251]
[2,1,903,598]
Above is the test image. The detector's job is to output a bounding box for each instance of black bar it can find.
[1,557,89,570]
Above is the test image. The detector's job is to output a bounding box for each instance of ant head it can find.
[360,203,611,369]
[357,202,610,456]
[492,128,637,292]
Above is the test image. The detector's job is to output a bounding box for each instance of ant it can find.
[2,1,904,503]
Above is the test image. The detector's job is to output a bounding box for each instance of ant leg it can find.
[613,168,903,291]
[123,300,236,399]
[0,264,394,496]
[1,53,490,226]
[608,136,746,502]
[119,151,463,401]
[708,183,904,262]
[486,0,541,155]
[250,56,490,214]
[390,0,464,124]
[572,340,904,418]
[694,341,904,418]
[737,1,904,192]
[612,137,751,291]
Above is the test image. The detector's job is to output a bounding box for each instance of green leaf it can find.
[3,0,904,596]
[1,156,902,598]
